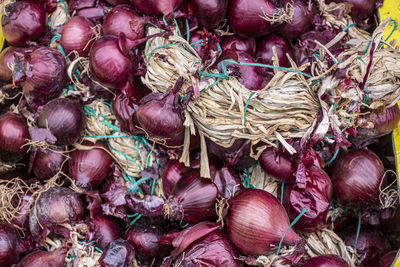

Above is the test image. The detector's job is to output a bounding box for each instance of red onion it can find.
[184,0,228,29]
[29,187,84,244]
[88,214,121,250]
[278,0,315,40]
[103,5,146,42]
[331,0,376,20]
[339,226,391,267]
[0,223,26,267]
[60,16,96,57]
[227,189,301,255]
[38,98,84,146]
[105,0,130,5]
[210,164,243,198]
[89,36,134,89]
[355,105,400,140]
[32,148,66,181]
[15,47,66,108]
[0,47,32,83]
[255,34,294,68]
[99,239,136,267]
[11,190,33,229]
[76,7,106,23]
[228,0,285,37]
[136,78,184,146]
[281,166,332,232]
[1,1,47,46]
[112,91,142,135]
[130,0,184,16]
[0,112,29,162]
[69,0,97,12]
[300,255,349,267]
[332,149,385,208]
[162,160,189,196]
[172,229,242,267]
[221,51,263,91]
[16,246,68,267]
[125,218,172,261]
[259,147,297,183]
[69,140,115,189]
[379,250,398,267]
[221,35,256,56]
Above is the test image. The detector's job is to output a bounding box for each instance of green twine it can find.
[243,168,251,188]
[342,23,356,32]
[354,211,362,251]
[128,213,139,218]
[130,214,143,225]
[244,92,255,125]
[185,19,190,43]
[50,34,61,44]
[363,86,370,103]
[378,19,398,49]
[200,78,223,93]
[151,178,156,195]
[129,177,153,193]
[326,147,340,166]
[86,240,95,246]
[280,182,284,204]
[162,17,168,26]
[197,69,229,80]
[174,19,182,38]
[95,247,103,253]
[276,208,308,255]
[56,44,66,57]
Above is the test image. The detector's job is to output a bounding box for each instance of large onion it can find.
[130,0,184,16]
[300,255,349,267]
[0,223,26,267]
[255,34,294,68]
[184,0,228,29]
[16,246,68,267]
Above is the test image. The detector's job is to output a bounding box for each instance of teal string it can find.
[244,92,255,125]
[56,44,66,57]
[128,213,139,218]
[86,134,131,139]
[162,17,168,26]
[130,214,143,225]
[354,211,362,251]
[243,168,251,188]
[378,19,398,49]
[280,182,284,204]
[151,178,156,195]
[185,19,190,42]
[276,208,308,255]
[326,147,340,166]
[342,23,356,32]
[86,240,95,246]
[129,177,153,193]
[95,247,103,253]
[197,69,229,80]
[174,19,182,38]
[50,34,61,44]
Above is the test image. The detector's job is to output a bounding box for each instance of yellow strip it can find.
[0,13,4,52]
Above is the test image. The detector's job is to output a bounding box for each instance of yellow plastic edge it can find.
[0,13,4,52]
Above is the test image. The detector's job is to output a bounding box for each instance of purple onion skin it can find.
[278,0,315,40]
[130,0,184,16]
[339,226,391,267]
[89,36,134,89]
[60,16,96,57]
[0,112,29,163]
[162,160,189,196]
[16,246,68,267]
[0,223,26,267]
[103,5,146,42]
[32,148,65,181]
[258,146,296,183]
[379,250,398,267]
[333,0,376,20]
[300,255,349,267]
[255,34,294,68]
[0,47,32,83]
[89,215,121,250]
[11,190,33,229]
[99,239,136,267]
[332,149,385,208]
[282,166,332,232]
[69,140,114,189]
[210,164,243,198]
[221,35,256,56]
[228,0,280,38]
[1,1,47,46]
[227,189,301,255]
[38,98,84,146]
[185,0,228,29]
[173,229,242,267]
[105,0,130,5]
[20,47,67,108]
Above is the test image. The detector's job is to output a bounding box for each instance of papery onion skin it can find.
[11,190,33,229]
[221,35,256,56]
[185,0,228,29]
[89,36,134,89]
[89,214,122,250]
[99,238,136,267]
[300,254,349,267]
[32,148,65,181]
[0,47,32,83]
[162,160,189,196]
[105,0,130,5]
[0,223,26,267]
[210,164,243,199]
[259,147,296,183]
[227,189,301,255]
[19,47,67,108]
[278,0,315,40]
[174,229,242,267]
[130,0,184,16]
[69,140,114,189]
[0,112,29,162]
[103,5,146,42]
[38,98,84,146]
[29,187,84,244]
[332,0,376,20]
[281,166,332,232]
[1,1,47,46]
[332,149,385,208]
[60,16,96,57]
[16,246,68,267]
[255,34,294,68]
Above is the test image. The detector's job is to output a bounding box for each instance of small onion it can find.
[332,149,385,208]
[16,246,68,267]
[89,36,134,89]
[259,146,296,183]
[255,34,294,68]
[0,223,26,267]
[60,16,96,57]
[32,148,66,181]
[69,140,114,189]
[0,47,32,83]
[227,189,301,255]
[103,5,146,42]
[88,214,121,250]
[300,255,349,267]
[184,0,228,29]
[99,239,135,267]
[130,0,184,16]
[0,112,29,162]
[221,35,256,56]
[38,98,84,146]
[1,1,47,46]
